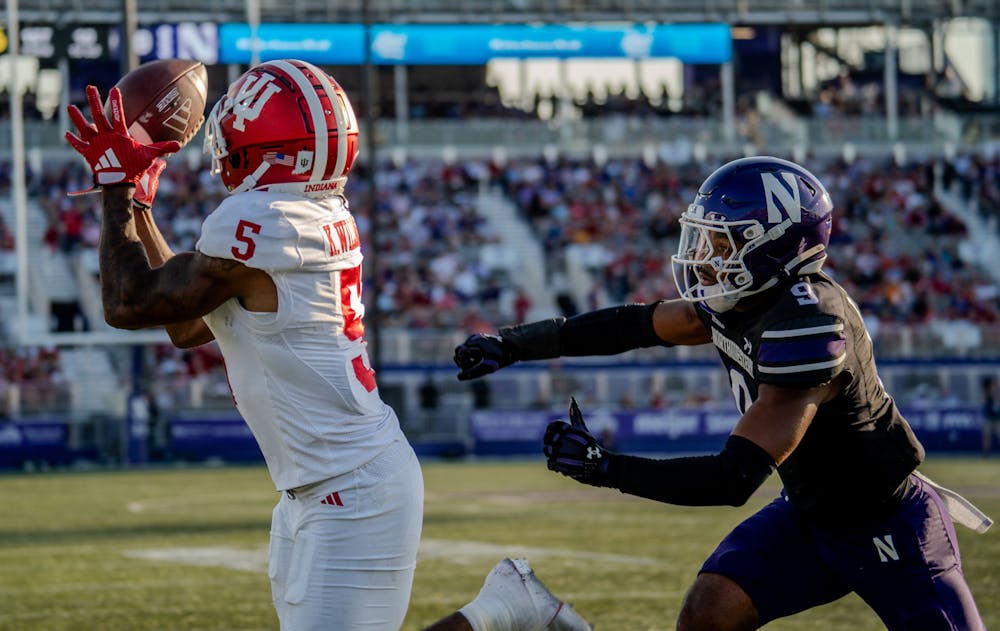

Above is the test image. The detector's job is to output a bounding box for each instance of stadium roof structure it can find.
[9,0,999,27]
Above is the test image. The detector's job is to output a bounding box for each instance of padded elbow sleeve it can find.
[559,302,667,356]
[608,435,777,507]
[500,303,668,361]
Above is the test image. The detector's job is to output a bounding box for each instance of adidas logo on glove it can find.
[95,149,127,184]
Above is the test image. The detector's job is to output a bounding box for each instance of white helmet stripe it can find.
[298,59,348,183]
[268,59,328,182]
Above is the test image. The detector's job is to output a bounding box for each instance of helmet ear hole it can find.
[228,153,242,168]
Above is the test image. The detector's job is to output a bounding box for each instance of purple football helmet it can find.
[672,156,833,313]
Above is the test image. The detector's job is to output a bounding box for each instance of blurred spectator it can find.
[416,372,441,432]
[471,379,492,409]
[981,376,1000,457]
[513,288,532,323]
[418,373,441,411]
[0,346,66,412]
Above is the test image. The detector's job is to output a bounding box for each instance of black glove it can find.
[544,397,615,487]
[453,333,517,381]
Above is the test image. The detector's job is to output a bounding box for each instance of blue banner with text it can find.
[0,405,980,469]
[468,406,984,455]
[218,22,731,65]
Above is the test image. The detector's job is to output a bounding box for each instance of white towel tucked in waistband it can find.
[914,471,993,534]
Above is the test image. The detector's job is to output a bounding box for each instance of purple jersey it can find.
[696,272,924,524]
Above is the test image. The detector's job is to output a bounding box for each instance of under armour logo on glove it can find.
[543,397,615,487]
[65,85,180,196]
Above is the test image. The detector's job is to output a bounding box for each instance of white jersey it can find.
[196,191,404,491]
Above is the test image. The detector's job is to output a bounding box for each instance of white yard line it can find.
[417,538,666,567]
[125,491,273,513]
[125,546,268,572]
[124,538,666,573]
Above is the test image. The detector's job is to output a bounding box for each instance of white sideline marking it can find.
[418,539,665,567]
[125,546,267,572]
[126,491,270,513]
[124,539,664,573]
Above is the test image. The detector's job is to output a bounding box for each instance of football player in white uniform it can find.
[66,60,590,631]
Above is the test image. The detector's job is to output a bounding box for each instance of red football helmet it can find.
[204,59,359,197]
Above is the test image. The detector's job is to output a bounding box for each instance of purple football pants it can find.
[701,474,985,629]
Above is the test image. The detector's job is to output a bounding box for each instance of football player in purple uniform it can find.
[455,156,990,630]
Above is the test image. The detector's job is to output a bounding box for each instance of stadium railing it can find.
[4,114,999,162]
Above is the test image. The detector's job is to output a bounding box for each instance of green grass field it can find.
[1,457,997,630]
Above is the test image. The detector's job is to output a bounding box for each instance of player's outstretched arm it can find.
[454,300,710,380]
[132,201,215,348]
[545,381,842,507]
[544,396,777,507]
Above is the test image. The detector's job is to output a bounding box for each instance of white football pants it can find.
[269,439,424,630]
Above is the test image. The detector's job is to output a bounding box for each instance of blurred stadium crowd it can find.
[6,149,1000,324]
[1,147,999,417]
[0,28,998,424]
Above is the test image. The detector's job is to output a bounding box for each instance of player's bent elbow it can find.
[168,330,208,349]
[169,335,200,349]
[724,484,758,507]
[104,308,143,330]
[719,435,777,507]
[166,321,215,349]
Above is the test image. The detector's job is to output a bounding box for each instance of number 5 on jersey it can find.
[233,219,261,260]
[339,264,377,393]
[231,218,377,393]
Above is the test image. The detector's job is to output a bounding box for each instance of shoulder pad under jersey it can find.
[196,192,363,272]
[757,313,847,388]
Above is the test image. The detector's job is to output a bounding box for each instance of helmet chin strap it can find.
[230,162,272,195]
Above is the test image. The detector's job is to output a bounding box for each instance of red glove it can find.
[132,158,167,209]
[65,85,180,196]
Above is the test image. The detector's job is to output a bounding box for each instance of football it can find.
[109,58,208,149]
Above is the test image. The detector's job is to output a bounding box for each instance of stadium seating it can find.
[493,153,1000,329]
[0,0,995,476]
[2,150,1000,423]
[12,152,999,334]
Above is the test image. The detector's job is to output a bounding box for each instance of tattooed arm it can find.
[131,201,216,348]
[100,188,276,347]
